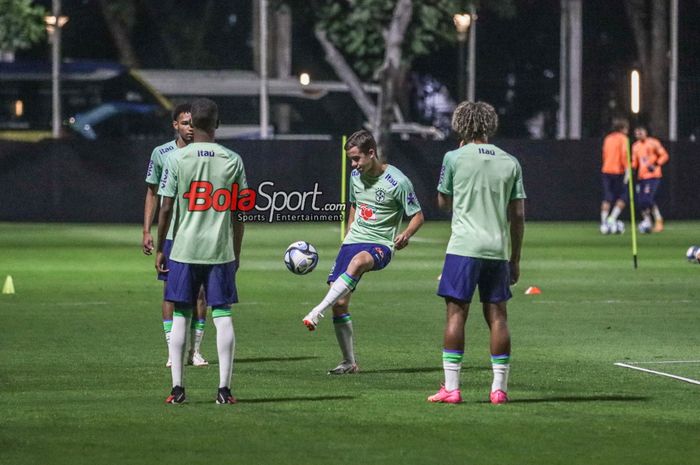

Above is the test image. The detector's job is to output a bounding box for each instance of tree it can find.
[309,0,514,159]
[624,0,668,138]
[0,0,47,62]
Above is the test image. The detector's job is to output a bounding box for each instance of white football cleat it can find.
[302,308,325,331]
[188,351,209,366]
[328,361,359,375]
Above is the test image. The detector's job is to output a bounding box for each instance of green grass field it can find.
[1,221,699,465]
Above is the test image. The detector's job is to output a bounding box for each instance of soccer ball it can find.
[686,246,700,264]
[638,220,652,234]
[602,220,624,235]
[614,220,625,234]
[284,241,319,275]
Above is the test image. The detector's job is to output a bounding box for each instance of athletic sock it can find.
[190,319,206,354]
[491,353,511,393]
[442,350,464,391]
[333,313,355,364]
[600,211,608,224]
[652,205,663,221]
[212,308,235,389]
[608,206,622,222]
[311,273,358,317]
[170,309,192,387]
[163,319,173,349]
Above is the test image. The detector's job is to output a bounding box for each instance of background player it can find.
[600,118,630,234]
[632,126,669,233]
[302,130,424,374]
[428,101,525,405]
[157,98,246,404]
[142,103,208,367]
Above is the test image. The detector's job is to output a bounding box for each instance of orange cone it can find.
[524,286,541,295]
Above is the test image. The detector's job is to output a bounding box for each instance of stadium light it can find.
[299,73,311,86]
[453,14,471,102]
[630,69,640,114]
[44,15,69,33]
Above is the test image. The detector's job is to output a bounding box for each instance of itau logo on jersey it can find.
[358,203,376,221]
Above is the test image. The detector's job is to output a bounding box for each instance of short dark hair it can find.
[172,103,191,122]
[344,129,377,154]
[612,117,629,132]
[191,98,219,132]
[451,101,499,142]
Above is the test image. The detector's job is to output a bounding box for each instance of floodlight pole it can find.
[669,0,678,141]
[51,0,62,139]
[467,5,476,102]
[259,0,270,139]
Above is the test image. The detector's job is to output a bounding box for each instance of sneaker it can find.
[302,309,324,331]
[165,386,186,404]
[428,385,462,404]
[327,361,359,375]
[653,219,664,233]
[490,389,509,405]
[165,358,172,368]
[188,351,209,367]
[216,387,237,404]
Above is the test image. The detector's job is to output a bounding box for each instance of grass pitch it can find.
[1,221,699,465]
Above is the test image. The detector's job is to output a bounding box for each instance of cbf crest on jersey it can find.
[375,188,386,203]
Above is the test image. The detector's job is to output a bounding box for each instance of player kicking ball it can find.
[428,101,525,405]
[303,130,424,374]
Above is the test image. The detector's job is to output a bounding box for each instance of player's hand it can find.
[509,261,520,286]
[394,232,410,250]
[142,232,154,255]
[233,259,240,272]
[155,252,169,274]
[623,170,630,185]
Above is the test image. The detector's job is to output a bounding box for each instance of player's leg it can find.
[188,286,209,366]
[205,261,238,404]
[162,290,174,367]
[303,249,374,330]
[428,298,468,403]
[638,180,653,232]
[650,180,664,232]
[328,294,359,374]
[483,302,510,404]
[479,259,513,404]
[600,174,613,229]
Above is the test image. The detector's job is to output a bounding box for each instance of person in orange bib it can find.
[600,118,630,234]
[632,126,669,233]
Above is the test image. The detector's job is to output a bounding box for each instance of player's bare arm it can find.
[232,219,244,270]
[345,204,356,236]
[143,184,159,255]
[437,192,452,213]
[394,211,425,250]
[508,199,525,285]
[155,196,175,273]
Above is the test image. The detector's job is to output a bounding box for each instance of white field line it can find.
[532,300,693,305]
[630,360,700,365]
[614,362,700,385]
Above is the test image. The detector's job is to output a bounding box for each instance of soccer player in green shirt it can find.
[142,104,209,368]
[157,98,247,404]
[428,101,525,405]
[303,130,425,374]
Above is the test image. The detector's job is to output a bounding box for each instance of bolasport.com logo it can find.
[182,180,345,223]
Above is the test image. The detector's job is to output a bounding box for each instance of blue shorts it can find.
[157,239,173,281]
[327,243,392,285]
[437,254,512,304]
[165,260,238,308]
[637,178,661,210]
[602,173,628,204]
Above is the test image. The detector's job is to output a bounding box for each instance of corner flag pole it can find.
[628,69,640,269]
[340,135,347,242]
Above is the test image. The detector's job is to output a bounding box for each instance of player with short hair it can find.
[600,118,630,234]
[302,129,424,374]
[632,126,669,233]
[142,103,209,368]
[428,101,525,405]
[157,98,246,404]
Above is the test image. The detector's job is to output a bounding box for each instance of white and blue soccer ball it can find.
[686,246,700,264]
[638,220,652,234]
[284,241,319,275]
[613,220,625,234]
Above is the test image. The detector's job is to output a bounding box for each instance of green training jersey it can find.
[145,140,178,185]
[159,142,248,264]
[437,143,526,260]
[344,164,422,250]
